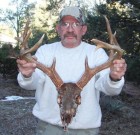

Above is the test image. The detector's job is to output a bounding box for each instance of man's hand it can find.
[110,58,127,81]
[16,57,37,78]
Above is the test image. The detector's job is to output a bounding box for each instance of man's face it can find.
[56,16,87,48]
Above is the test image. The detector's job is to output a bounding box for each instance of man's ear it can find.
[81,25,87,36]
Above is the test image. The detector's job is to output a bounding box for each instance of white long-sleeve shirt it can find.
[17,41,124,129]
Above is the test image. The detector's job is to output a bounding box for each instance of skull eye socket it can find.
[75,95,81,105]
[57,95,62,105]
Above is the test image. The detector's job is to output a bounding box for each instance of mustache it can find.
[64,32,77,38]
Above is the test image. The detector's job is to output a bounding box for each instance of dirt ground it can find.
[0,75,140,135]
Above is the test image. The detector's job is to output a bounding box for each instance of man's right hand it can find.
[16,58,37,78]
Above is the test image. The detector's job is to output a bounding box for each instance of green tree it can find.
[0,43,17,78]
[33,0,64,42]
[0,0,35,38]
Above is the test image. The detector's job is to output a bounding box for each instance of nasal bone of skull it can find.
[66,108,75,115]
[66,110,71,115]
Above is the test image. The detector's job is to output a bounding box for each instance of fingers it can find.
[112,59,127,72]
[110,58,127,80]
[16,58,37,78]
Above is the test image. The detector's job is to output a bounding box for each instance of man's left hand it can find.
[110,58,127,81]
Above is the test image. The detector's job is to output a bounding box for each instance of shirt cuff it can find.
[20,72,33,81]
[107,73,125,88]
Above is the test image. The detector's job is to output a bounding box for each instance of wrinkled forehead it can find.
[60,16,80,23]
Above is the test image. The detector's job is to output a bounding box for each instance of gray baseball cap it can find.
[59,6,85,24]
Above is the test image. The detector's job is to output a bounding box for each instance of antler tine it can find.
[104,15,115,57]
[23,19,30,39]
[91,39,124,58]
[104,15,122,59]
[104,15,114,45]
[113,31,119,46]
[76,56,90,89]
[49,58,64,89]
[21,19,31,50]
[23,34,45,55]
[15,19,31,48]
[20,30,32,51]
[76,16,124,90]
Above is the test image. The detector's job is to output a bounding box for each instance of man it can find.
[17,6,127,135]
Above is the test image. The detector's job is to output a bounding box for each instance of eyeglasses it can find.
[60,22,82,29]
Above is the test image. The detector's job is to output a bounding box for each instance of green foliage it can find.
[84,15,107,43]
[45,0,64,13]
[0,44,10,61]
[0,43,17,78]
[125,56,140,84]
[33,0,64,41]
[114,0,140,9]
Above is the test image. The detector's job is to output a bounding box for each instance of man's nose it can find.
[67,24,74,32]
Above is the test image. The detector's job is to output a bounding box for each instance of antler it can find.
[76,16,124,89]
[15,19,63,90]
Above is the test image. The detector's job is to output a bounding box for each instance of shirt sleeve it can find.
[17,45,46,90]
[94,48,125,96]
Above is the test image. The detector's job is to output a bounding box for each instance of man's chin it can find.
[62,40,78,47]
[64,38,77,43]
